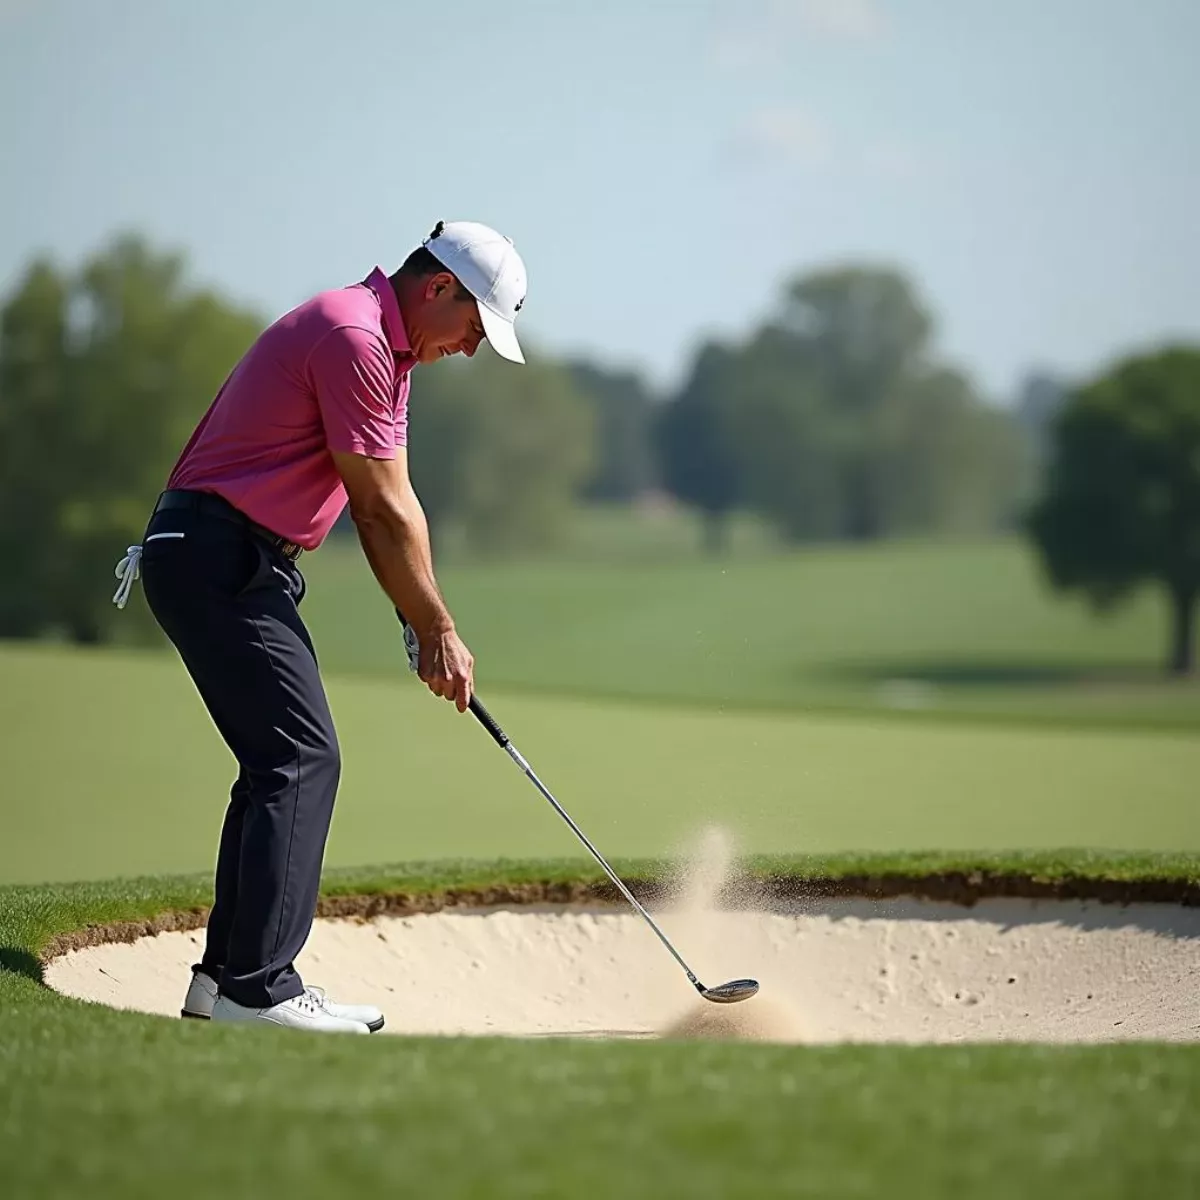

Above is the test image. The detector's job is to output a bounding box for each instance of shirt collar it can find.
[363,266,411,356]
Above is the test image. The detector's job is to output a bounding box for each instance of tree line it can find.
[1,233,1197,672]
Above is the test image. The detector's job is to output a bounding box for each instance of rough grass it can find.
[2,855,1200,1200]
[4,1014,1198,1200]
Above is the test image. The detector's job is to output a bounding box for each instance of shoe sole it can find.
[184,1008,382,1032]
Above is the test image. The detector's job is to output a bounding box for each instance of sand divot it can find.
[43,829,1200,1044]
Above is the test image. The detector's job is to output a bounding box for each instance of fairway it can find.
[4,534,1199,1196]
[295,534,1199,729]
[2,642,1198,886]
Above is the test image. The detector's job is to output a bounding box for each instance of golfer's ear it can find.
[426,272,457,301]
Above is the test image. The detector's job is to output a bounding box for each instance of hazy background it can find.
[1,0,1198,885]
[3,0,1197,397]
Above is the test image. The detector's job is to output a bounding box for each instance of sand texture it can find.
[45,896,1200,1043]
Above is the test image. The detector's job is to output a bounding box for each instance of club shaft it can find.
[500,740,703,990]
[393,608,706,993]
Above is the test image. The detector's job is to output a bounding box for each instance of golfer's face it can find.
[414,275,486,364]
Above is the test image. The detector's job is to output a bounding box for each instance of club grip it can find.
[395,608,509,748]
[469,696,509,748]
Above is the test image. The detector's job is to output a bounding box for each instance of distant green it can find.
[2,643,1197,886]
[298,531,1200,729]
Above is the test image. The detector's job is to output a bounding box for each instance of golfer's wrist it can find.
[427,615,456,639]
[409,607,455,641]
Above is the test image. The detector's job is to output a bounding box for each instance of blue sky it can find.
[1,0,1197,399]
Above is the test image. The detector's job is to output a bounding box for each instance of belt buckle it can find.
[247,516,300,560]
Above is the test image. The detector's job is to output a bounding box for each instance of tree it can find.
[399,358,477,544]
[653,342,743,554]
[1014,370,1068,468]
[407,350,595,556]
[704,265,1024,544]
[0,259,69,637]
[876,365,1026,536]
[565,360,656,503]
[727,326,845,541]
[780,265,933,404]
[1026,345,1200,676]
[1011,369,1069,507]
[0,234,264,643]
[775,265,934,540]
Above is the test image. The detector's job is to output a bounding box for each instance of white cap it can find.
[422,219,527,364]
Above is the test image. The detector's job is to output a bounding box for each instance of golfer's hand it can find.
[417,628,475,713]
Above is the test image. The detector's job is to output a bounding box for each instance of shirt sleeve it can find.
[307,325,397,459]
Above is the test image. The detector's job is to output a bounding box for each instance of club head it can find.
[700,978,760,1004]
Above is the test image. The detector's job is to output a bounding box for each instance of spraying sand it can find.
[44,829,1200,1043]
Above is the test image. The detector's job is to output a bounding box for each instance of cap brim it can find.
[477,301,525,364]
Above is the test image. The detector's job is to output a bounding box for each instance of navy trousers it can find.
[139,494,340,1008]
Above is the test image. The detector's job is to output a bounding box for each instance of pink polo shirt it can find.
[166,267,415,550]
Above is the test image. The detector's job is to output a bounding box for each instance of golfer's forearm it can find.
[351,495,453,639]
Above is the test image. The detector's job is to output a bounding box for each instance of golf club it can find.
[396,609,759,1005]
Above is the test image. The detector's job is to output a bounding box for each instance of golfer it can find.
[112,220,527,1034]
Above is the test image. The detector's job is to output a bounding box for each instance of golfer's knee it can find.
[313,736,341,788]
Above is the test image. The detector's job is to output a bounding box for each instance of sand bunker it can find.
[45,897,1199,1043]
[41,826,1200,1043]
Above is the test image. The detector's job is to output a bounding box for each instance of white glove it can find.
[402,621,420,673]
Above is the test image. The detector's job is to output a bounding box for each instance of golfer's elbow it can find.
[349,492,417,545]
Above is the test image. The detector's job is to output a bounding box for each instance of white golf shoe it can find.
[180,968,219,1020]
[183,969,385,1033]
[302,984,386,1033]
[211,991,369,1034]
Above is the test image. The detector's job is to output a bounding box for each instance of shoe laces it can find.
[291,990,322,1016]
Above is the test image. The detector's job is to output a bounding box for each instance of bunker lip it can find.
[37,870,1200,968]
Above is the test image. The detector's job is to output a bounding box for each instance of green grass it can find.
[293,533,1200,729]
[7,524,1199,1195]
[3,858,1200,1199]
[5,1009,1195,1200]
[3,642,1199,885]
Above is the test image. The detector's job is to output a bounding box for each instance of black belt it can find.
[152,489,304,560]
